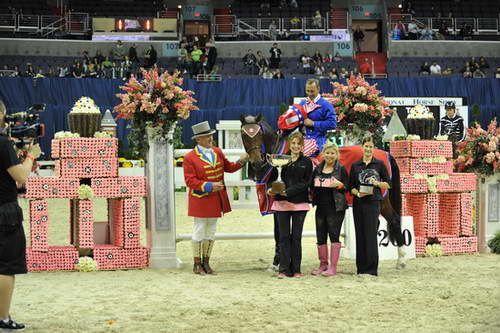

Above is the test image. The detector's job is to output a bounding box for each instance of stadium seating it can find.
[387,57,500,77]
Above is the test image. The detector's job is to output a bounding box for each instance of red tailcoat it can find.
[183,146,244,218]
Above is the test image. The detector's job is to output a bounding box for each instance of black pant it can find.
[353,199,380,276]
[273,214,280,266]
[315,204,345,244]
[277,210,307,275]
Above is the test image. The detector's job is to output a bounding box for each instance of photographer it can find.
[0,100,41,330]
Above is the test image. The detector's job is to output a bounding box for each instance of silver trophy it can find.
[359,169,380,195]
[266,154,292,194]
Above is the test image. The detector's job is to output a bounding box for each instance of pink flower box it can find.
[109,198,141,248]
[54,158,118,178]
[91,177,147,197]
[26,248,48,272]
[46,246,79,271]
[94,245,149,269]
[29,200,49,252]
[438,193,462,236]
[390,140,453,158]
[51,138,118,159]
[436,173,477,192]
[437,236,478,255]
[25,177,79,199]
[400,175,428,193]
[402,193,439,237]
[395,158,454,175]
[415,237,427,256]
[460,193,474,236]
[76,200,94,248]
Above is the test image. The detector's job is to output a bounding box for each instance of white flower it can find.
[75,257,98,272]
[425,244,443,257]
[70,97,101,114]
[406,135,421,140]
[94,131,113,138]
[435,135,448,141]
[407,104,433,119]
[54,131,80,139]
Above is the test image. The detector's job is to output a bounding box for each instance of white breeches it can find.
[192,217,218,241]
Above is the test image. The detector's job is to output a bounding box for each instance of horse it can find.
[240,114,407,270]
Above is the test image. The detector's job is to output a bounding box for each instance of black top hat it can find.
[191,121,216,139]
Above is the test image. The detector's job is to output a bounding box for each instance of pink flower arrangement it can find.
[114,69,198,157]
[454,119,500,176]
[323,75,392,143]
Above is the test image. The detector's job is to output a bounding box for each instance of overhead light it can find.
[178,5,182,9]
[398,4,402,8]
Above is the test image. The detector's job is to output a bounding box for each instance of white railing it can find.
[18,15,40,32]
[195,74,222,81]
[0,14,16,30]
[477,18,498,32]
[0,13,90,35]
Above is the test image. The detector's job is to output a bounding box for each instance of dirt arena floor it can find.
[12,194,500,333]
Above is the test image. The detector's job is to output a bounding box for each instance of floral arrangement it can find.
[78,185,94,200]
[425,244,443,257]
[54,131,80,139]
[454,119,499,176]
[70,97,101,114]
[435,135,448,141]
[75,257,98,272]
[114,69,198,157]
[406,135,421,140]
[407,104,433,119]
[324,75,392,144]
[94,131,113,138]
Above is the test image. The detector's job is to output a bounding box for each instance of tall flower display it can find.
[324,75,393,144]
[454,119,499,176]
[114,69,198,157]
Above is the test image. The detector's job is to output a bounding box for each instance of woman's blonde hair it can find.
[287,131,304,146]
[322,141,339,154]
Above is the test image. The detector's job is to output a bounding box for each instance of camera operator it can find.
[0,101,41,330]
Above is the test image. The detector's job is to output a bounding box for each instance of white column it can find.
[145,128,181,268]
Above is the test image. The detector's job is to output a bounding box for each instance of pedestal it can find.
[145,128,181,268]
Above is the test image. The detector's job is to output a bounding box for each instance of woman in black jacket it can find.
[270,132,313,278]
[349,135,391,276]
[310,142,348,276]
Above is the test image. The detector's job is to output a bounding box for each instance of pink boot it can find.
[322,242,341,277]
[311,244,328,275]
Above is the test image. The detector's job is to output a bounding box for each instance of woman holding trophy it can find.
[310,142,348,277]
[348,135,391,276]
[268,132,313,278]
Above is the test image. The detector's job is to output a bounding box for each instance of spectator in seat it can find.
[460,23,473,40]
[281,29,291,40]
[394,20,406,39]
[314,63,326,77]
[269,20,278,41]
[177,43,188,73]
[289,0,298,9]
[86,62,98,78]
[256,50,269,75]
[339,67,349,79]
[353,26,364,52]
[462,66,473,78]
[206,43,217,72]
[420,25,433,40]
[243,49,258,75]
[420,61,431,75]
[101,57,113,77]
[359,58,372,76]
[25,63,35,77]
[351,67,360,77]
[122,56,132,77]
[262,67,273,79]
[333,52,342,62]
[12,65,20,77]
[438,21,448,39]
[478,57,489,71]
[442,68,453,75]
[495,67,500,78]
[312,50,323,66]
[407,19,419,40]
[269,43,282,69]
[328,67,339,79]
[34,69,45,78]
[429,61,441,75]
[312,11,322,28]
[299,50,312,74]
[323,53,332,63]
[94,50,105,64]
[469,57,480,71]
[143,45,157,69]
[473,68,486,78]
[112,40,126,62]
[273,68,285,79]
[72,62,84,78]
[128,43,139,63]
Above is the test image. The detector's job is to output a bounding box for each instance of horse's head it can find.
[240,114,266,165]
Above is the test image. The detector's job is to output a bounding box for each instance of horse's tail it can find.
[385,153,404,246]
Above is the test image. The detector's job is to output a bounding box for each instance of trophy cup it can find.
[266,154,292,194]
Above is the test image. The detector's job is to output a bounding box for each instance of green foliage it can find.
[488,232,500,254]
[471,104,481,125]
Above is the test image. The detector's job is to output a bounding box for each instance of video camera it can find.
[6,104,45,148]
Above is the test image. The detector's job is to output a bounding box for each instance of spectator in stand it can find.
[101,56,113,77]
[143,45,157,69]
[57,66,67,78]
[328,68,339,79]
[122,56,132,78]
[281,29,291,40]
[420,25,433,40]
[243,49,258,75]
[206,42,217,72]
[469,57,479,71]
[93,50,104,64]
[269,20,278,41]
[256,50,269,75]
[262,67,273,79]
[351,67,360,77]
[420,61,431,75]
[25,63,35,77]
[184,53,194,77]
[312,11,322,28]
[269,43,282,69]
[495,67,500,78]
[460,23,473,40]
[34,69,45,78]
[394,20,406,39]
[82,50,91,63]
[407,19,419,40]
[289,0,298,8]
[177,43,188,73]
[460,61,471,74]
[429,61,442,75]
[12,65,20,77]
[299,50,312,74]
[46,67,55,78]
[353,26,364,52]
[314,63,326,77]
[438,21,448,39]
[128,43,139,63]
[312,50,323,66]
[478,57,489,71]
[339,67,349,79]
[333,52,342,62]
[290,17,300,29]
[473,68,486,78]
[112,40,126,62]
[86,62,98,78]
[462,66,473,78]
[323,53,332,62]
[359,58,372,76]
[442,67,453,75]
[273,69,285,79]
[72,62,84,78]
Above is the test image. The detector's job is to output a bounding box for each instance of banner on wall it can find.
[162,42,179,57]
[333,41,353,57]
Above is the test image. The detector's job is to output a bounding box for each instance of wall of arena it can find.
[389,40,500,58]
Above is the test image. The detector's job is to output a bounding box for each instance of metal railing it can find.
[0,12,90,36]
[18,15,40,32]
[0,14,16,30]
[477,18,498,32]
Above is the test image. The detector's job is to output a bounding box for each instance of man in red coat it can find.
[183,121,249,274]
